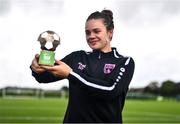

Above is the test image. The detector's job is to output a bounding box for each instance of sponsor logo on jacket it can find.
[78,62,86,70]
[104,64,116,74]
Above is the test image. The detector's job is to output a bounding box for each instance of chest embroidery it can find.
[104,64,116,74]
[78,62,86,71]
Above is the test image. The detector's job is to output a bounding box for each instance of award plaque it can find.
[37,30,60,66]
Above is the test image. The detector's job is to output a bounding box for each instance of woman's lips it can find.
[88,40,98,45]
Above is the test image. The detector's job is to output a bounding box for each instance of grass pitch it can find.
[0,98,180,123]
[123,100,180,123]
[0,98,67,123]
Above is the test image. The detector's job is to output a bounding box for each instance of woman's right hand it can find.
[30,54,46,74]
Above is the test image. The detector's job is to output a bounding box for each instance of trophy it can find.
[38,30,60,66]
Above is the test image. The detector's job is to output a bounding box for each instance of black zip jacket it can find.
[31,48,135,123]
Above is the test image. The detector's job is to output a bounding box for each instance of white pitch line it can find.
[125,111,180,119]
[0,106,65,110]
[0,116,62,120]
[124,116,180,121]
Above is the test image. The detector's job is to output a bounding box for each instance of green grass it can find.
[0,98,67,123]
[0,98,180,123]
[123,100,180,123]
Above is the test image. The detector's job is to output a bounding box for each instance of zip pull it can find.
[98,52,101,59]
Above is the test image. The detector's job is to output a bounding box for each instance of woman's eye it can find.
[94,30,100,34]
[85,31,90,35]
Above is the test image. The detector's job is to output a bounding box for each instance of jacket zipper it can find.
[98,52,101,59]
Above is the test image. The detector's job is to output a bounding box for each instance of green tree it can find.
[174,82,180,95]
[144,81,160,95]
[160,80,175,97]
[60,86,69,98]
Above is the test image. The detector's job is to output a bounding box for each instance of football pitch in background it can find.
[0,98,180,123]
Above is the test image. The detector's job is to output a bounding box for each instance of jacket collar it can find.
[92,47,121,59]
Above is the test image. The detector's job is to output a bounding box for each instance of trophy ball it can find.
[37,30,60,66]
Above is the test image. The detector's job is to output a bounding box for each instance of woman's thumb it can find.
[35,54,39,59]
[55,60,63,65]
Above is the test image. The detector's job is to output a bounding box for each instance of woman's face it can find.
[85,19,113,52]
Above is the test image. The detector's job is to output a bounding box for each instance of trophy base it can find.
[39,50,55,66]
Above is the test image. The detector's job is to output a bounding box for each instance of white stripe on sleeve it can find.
[70,71,116,91]
[125,57,131,65]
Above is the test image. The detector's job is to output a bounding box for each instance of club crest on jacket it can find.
[104,64,116,74]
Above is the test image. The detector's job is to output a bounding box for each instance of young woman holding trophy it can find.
[30,9,135,123]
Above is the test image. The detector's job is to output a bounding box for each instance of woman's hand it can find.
[31,54,46,73]
[41,60,72,78]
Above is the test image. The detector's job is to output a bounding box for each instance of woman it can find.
[30,9,135,123]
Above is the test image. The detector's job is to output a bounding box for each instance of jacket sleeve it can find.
[67,57,135,100]
[30,52,74,83]
[30,67,61,83]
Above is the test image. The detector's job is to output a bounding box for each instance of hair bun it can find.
[101,9,113,20]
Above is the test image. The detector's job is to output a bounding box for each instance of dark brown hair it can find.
[86,9,114,30]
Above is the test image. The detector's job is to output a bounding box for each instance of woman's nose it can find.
[88,32,96,38]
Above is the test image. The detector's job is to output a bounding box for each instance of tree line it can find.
[0,80,179,99]
[130,80,180,98]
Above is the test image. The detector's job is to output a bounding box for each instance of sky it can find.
[0,0,180,90]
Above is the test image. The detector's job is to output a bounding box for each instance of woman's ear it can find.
[109,29,114,40]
